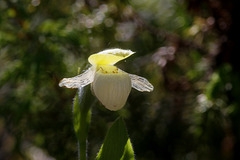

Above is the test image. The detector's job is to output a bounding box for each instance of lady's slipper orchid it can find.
[59,48,153,111]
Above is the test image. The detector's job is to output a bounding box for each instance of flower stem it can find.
[79,140,87,160]
[73,86,94,160]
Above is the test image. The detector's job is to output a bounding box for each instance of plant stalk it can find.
[73,86,93,160]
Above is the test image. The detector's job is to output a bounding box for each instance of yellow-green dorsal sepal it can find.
[88,48,135,65]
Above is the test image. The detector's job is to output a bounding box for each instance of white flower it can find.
[59,48,153,111]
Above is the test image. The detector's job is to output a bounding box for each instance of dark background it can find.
[1,0,240,159]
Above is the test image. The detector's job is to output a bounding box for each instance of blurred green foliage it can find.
[0,0,239,160]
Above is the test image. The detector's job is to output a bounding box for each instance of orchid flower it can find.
[59,48,153,111]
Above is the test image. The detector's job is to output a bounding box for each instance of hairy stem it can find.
[73,86,94,160]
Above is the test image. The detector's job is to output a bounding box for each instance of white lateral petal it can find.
[59,67,95,88]
[129,74,154,92]
[92,69,131,111]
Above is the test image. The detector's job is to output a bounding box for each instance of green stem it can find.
[78,108,87,160]
[73,86,93,160]
[79,141,87,160]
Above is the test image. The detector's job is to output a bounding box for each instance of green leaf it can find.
[96,117,135,160]
[121,139,135,160]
